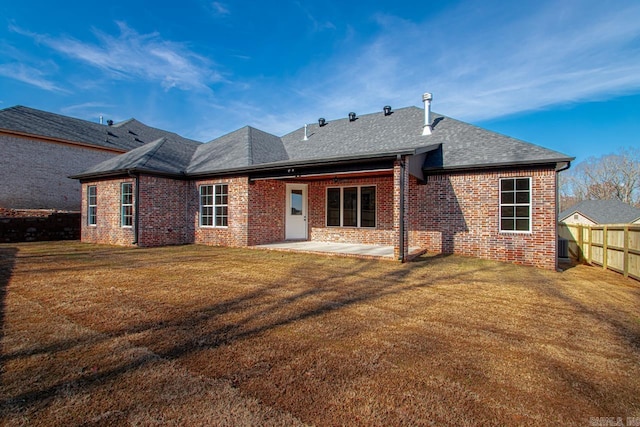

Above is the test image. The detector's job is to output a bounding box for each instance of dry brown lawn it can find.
[1,242,639,426]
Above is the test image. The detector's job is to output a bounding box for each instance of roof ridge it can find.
[305,105,423,127]
[247,126,254,165]
[6,105,106,129]
[138,137,168,169]
[111,118,136,127]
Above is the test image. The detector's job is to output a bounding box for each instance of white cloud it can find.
[0,63,68,93]
[60,102,116,118]
[276,0,640,123]
[211,2,230,16]
[17,21,224,92]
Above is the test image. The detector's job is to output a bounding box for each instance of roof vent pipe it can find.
[318,118,326,127]
[422,92,432,136]
[383,105,392,116]
[349,112,357,122]
[99,115,103,125]
[303,123,309,141]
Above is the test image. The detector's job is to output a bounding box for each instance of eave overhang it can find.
[423,157,574,175]
[71,146,439,182]
[69,168,188,181]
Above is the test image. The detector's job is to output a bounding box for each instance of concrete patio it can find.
[253,241,425,260]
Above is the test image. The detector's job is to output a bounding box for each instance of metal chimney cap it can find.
[318,118,326,127]
[383,105,392,116]
[348,112,357,121]
[422,93,433,102]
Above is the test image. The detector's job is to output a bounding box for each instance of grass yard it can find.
[1,242,639,426]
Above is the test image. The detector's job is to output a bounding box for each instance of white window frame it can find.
[326,185,376,228]
[121,182,133,228]
[199,184,229,228]
[87,185,97,226]
[499,177,532,233]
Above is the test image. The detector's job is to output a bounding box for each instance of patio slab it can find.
[254,241,424,260]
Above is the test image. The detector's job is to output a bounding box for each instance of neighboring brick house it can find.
[0,105,201,211]
[559,199,640,225]
[72,93,573,270]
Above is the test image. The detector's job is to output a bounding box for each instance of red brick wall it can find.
[81,178,136,246]
[80,166,558,270]
[81,176,192,247]
[408,167,558,270]
[137,175,192,247]
[247,180,286,245]
[307,174,396,245]
[193,176,250,247]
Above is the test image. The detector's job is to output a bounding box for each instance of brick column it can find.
[393,158,409,261]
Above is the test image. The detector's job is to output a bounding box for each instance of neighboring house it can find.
[71,93,573,270]
[559,200,640,225]
[0,105,201,211]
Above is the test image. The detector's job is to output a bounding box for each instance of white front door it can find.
[285,184,308,240]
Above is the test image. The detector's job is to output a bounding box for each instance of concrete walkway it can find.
[254,241,424,260]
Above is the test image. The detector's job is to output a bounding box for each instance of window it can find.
[121,183,133,227]
[500,178,531,232]
[200,184,228,227]
[291,189,303,215]
[326,186,376,228]
[87,185,97,226]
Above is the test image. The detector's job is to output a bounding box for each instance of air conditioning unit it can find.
[558,238,569,259]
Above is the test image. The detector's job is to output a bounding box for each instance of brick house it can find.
[0,105,200,211]
[72,93,573,269]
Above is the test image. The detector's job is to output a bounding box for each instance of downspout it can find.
[128,170,140,245]
[398,155,406,262]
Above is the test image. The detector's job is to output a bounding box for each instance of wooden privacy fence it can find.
[558,223,640,281]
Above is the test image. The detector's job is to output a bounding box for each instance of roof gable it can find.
[187,126,287,174]
[75,136,201,178]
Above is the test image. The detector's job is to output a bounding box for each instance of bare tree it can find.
[561,147,640,207]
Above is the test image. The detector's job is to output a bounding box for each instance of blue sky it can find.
[1,0,639,163]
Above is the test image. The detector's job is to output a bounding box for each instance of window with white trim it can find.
[200,184,228,227]
[87,185,97,226]
[499,177,531,232]
[121,182,133,227]
[326,186,376,228]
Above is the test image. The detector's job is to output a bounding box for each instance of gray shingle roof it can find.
[0,105,201,152]
[281,107,439,161]
[559,200,640,224]
[281,106,571,169]
[72,137,201,178]
[71,102,573,179]
[188,126,288,174]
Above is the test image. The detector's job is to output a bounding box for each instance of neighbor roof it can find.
[0,105,201,152]
[559,200,640,224]
[73,103,573,179]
